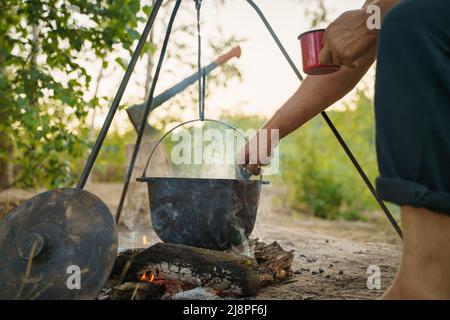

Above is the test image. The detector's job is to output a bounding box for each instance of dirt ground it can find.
[83,182,402,300]
[0,182,402,300]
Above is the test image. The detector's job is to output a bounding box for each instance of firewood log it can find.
[108,240,295,299]
[112,242,260,297]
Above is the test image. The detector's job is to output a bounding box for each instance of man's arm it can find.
[240,0,400,173]
[264,49,375,140]
[241,48,375,172]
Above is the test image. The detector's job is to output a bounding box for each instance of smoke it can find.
[163,125,249,179]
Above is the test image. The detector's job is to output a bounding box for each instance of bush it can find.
[278,91,379,220]
[223,94,380,220]
[85,129,137,183]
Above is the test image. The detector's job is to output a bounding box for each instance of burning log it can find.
[105,239,294,300]
[111,242,260,297]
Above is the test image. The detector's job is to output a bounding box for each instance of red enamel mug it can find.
[298,29,341,75]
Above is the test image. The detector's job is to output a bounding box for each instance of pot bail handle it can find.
[140,118,262,180]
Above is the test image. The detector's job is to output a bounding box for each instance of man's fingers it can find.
[322,28,328,46]
[319,44,333,66]
[245,164,261,176]
[331,51,343,67]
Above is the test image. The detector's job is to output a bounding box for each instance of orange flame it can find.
[139,271,165,285]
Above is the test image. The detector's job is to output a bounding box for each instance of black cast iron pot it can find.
[138,176,268,250]
[138,118,269,251]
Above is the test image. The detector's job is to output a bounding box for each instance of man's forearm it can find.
[263,48,376,140]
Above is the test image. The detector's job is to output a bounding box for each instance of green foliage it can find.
[89,130,136,183]
[301,0,329,27]
[221,113,266,131]
[222,92,380,220]
[0,0,243,189]
[0,0,145,188]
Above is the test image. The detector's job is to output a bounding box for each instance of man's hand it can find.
[319,9,377,68]
[237,138,261,177]
[237,131,275,177]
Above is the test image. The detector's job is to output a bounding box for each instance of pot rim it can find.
[137,176,269,185]
[297,28,326,40]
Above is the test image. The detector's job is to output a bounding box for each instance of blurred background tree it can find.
[0,0,145,189]
[0,0,241,190]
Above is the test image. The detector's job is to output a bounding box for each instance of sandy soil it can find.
[85,182,402,300]
[251,221,400,300]
[0,183,402,300]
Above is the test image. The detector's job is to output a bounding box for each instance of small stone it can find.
[312,271,318,275]
[329,263,334,268]
[325,239,329,243]
[326,275,331,279]
[318,268,325,273]
[171,287,219,300]
[339,270,344,275]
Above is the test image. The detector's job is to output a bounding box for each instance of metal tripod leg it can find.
[76,0,164,190]
[115,0,182,225]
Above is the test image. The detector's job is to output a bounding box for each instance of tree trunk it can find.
[0,133,14,190]
[0,35,14,190]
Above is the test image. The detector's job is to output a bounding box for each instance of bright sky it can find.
[91,0,367,132]
[200,0,364,116]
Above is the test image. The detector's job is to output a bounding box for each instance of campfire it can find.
[98,239,295,300]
